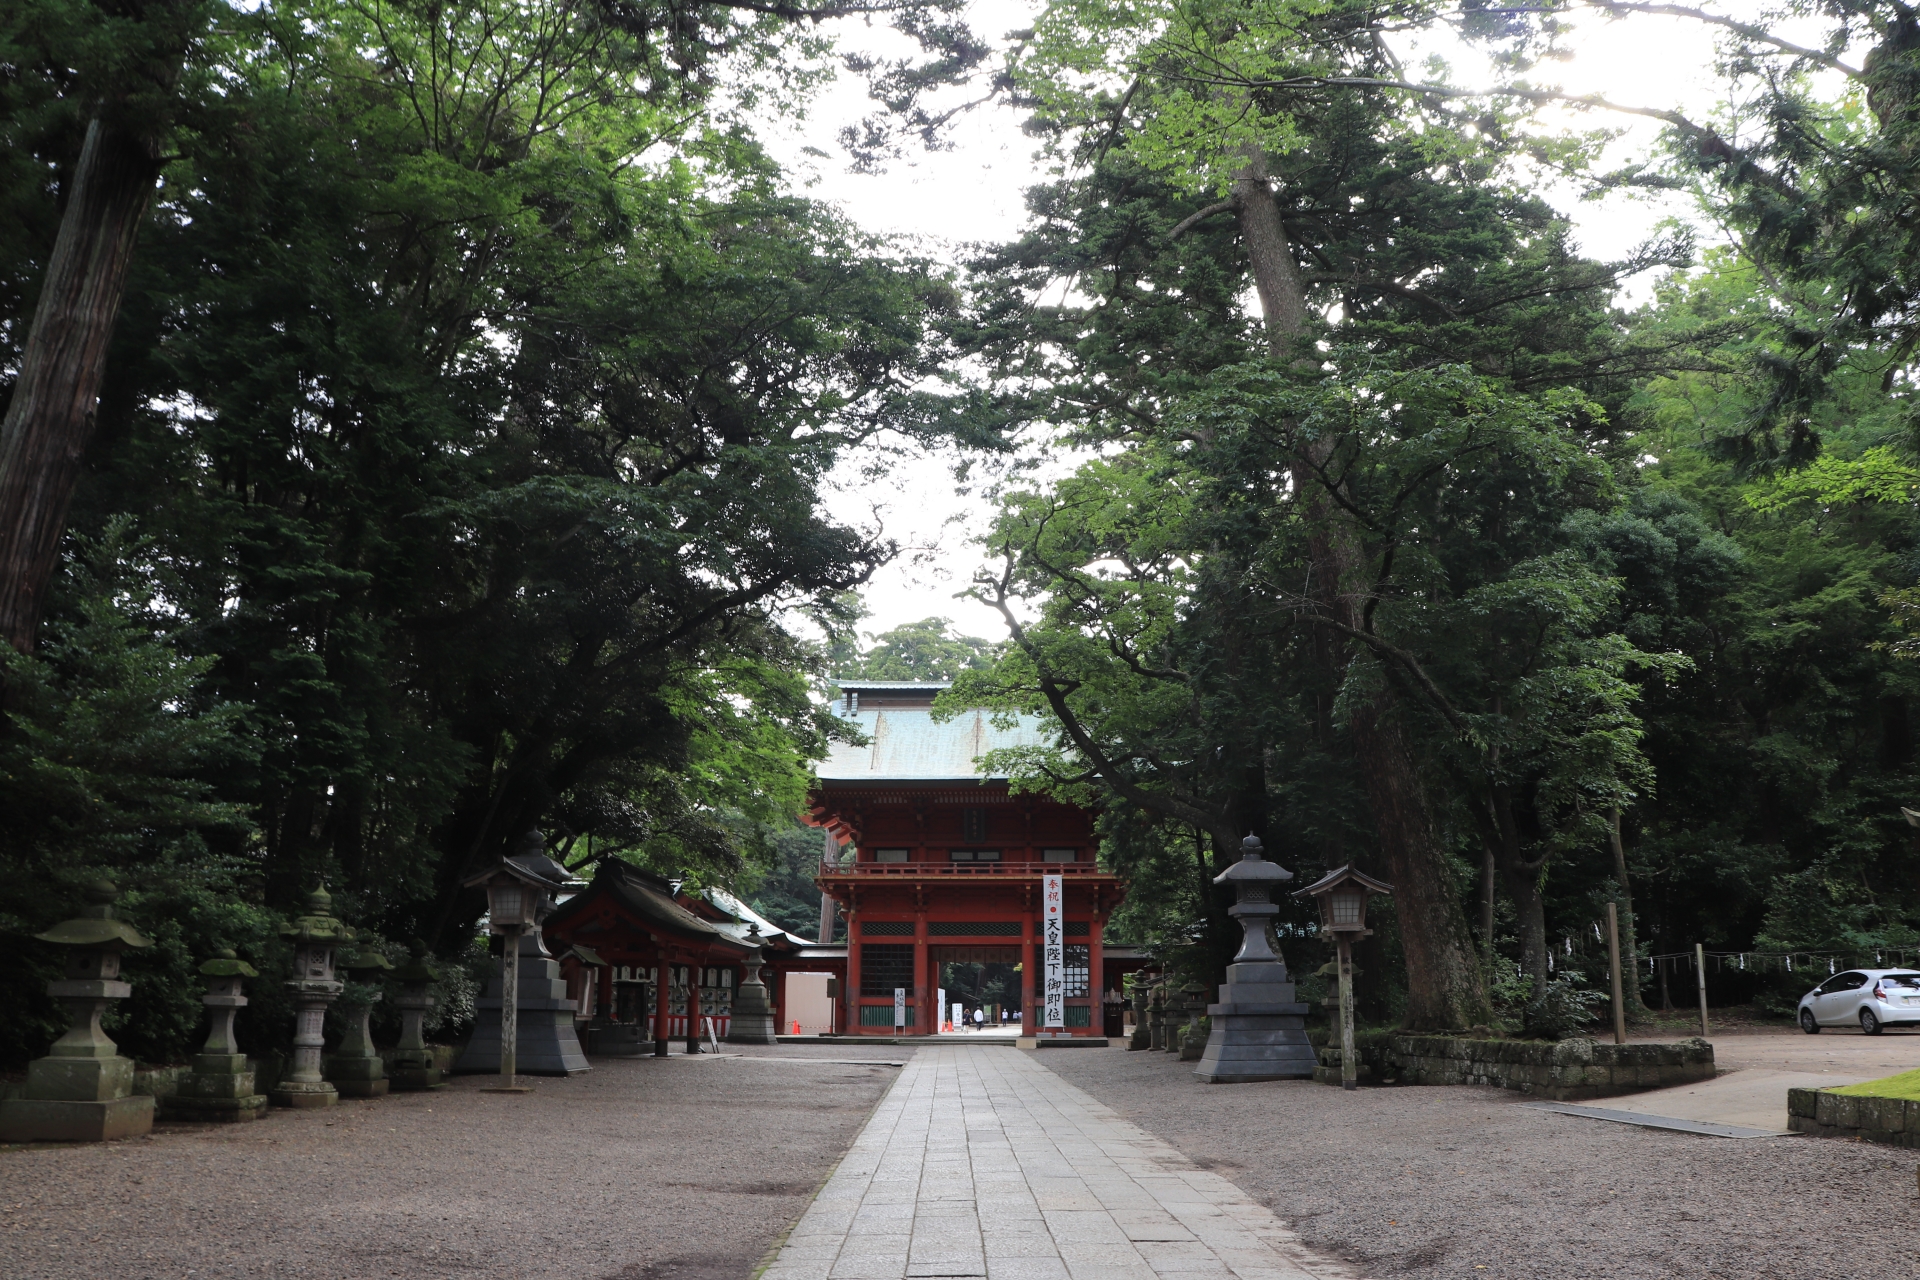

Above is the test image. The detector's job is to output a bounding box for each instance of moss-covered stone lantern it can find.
[329,941,393,1098]
[161,949,269,1123]
[271,886,354,1109]
[1179,980,1208,1061]
[389,942,444,1091]
[0,880,154,1141]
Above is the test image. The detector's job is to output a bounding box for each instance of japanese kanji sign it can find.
[1043,873,1064,1029]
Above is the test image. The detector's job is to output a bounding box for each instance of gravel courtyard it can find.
[0,1045,906,1280]
[1036,1040,1913,1280]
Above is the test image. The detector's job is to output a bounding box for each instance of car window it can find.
[1834,972,1870,990]
[1815,976,1846,995]
[1883,973,1920,989]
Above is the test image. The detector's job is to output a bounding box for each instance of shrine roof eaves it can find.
[547,861,749,952]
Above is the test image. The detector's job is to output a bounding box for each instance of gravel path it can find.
[0,1045,906,1280]
[1031,1044,1909,1280]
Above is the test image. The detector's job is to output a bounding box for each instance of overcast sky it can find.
[757,3,1818,645]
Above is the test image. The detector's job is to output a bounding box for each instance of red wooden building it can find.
[808,681,1140,1036]
[544,861,822,1052]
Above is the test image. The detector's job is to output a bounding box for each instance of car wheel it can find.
[1800,1008,1821,1034]
[1862,1008,1883,1036]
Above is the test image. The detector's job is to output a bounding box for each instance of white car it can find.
[1798,969,1920,1035]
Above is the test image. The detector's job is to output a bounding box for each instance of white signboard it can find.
[1043,873,1064,1029]
[953,1002,964,1030]
[937,986,946,1030]
[894,987,907,1029]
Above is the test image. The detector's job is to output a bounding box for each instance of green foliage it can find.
[0,0,989,1067]
[0,526,271,1066]
[837,617,1000,682]
[745,822,837,942]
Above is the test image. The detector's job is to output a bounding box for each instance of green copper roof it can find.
[816,706,1051,782]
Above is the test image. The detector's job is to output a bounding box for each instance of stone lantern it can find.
[329,941,393,1098]
[726,924,778,1045]
[272,886,355,1109]
[454,831,590,1082]
[161,949,268,1123]
[0,880,154,1141]
[1163,979,1185,1055]
[1179,980,1208,1061]
[1194,836,1316,1083]
[1296,864,1393,1091]
[389,942,444,1090]
[1126,977,1151,1051]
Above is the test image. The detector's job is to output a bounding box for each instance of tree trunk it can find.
[1607,807,1650,1017]
[1232,154,1491,1030]
[1485,786,1549,1004]
[0,117,163,654]
[1349,701,1492,1028]
[1500,849,1549,1001]
[1480,845,1497,957]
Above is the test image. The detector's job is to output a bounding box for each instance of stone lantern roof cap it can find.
[1293,864,1394,899]
[341,943,395,973]
[280,884,356,943]
[393,940,440,983]
[35,879,150,949]
[199,948,258,978]
[1210,835,1293,885]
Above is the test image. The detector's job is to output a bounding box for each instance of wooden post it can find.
[685,967,703,1054]
[1338,938,1357,1091]
[1695,943,1710,1038]
[654,955,672,1056]
[1606,902,1625,1045]
[500,928,520,1085]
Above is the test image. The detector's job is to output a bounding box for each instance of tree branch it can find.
[1579,2,1862,78]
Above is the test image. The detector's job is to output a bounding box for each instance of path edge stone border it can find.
[1312,1034,1715,1100]
[1787,1086,1920,1147]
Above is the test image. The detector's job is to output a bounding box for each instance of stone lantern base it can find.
[1193,961,1317,1084]
[725,988,777,1045]
[160,1052,268,1123]
[389,1050,444,1090]
[0,1049,156,1141]
[454,945,590,1076]
[0,1094,154,1142]
[270,1079,338,1109]
[326,1058,389,1098]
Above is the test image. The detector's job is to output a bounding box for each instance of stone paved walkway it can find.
[762,1047,1357,1280]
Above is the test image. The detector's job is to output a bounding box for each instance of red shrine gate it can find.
[808,681,1128,1036]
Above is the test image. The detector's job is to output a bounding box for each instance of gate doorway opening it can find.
[936,945,1021,1031]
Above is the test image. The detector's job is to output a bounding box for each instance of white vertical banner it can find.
[937,986,946,1030]
[894,987,907,1029]
[1043,873,1064,1029]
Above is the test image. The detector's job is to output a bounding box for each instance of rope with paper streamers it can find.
[1640,947,1920,979]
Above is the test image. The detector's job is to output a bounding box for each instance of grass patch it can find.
[1831,1067,1920,1100]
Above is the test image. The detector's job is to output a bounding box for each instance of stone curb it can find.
[1312,1034,1715,1100]
[1787,1086,1920,1147]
